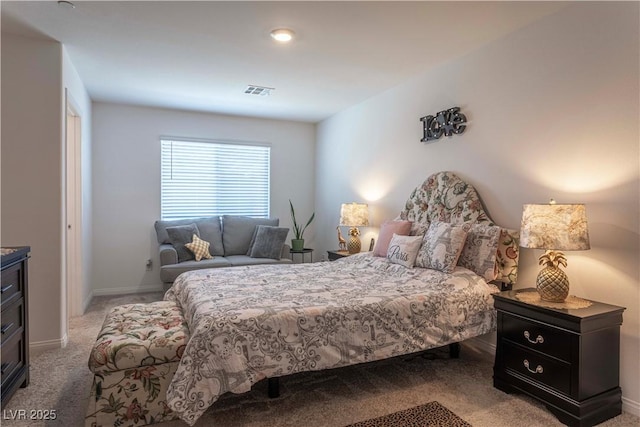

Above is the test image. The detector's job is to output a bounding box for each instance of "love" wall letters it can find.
[420,107,467,142]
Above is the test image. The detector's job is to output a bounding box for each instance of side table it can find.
[493,288,625,427]
[327,250,351,261]
[290,248,313,263]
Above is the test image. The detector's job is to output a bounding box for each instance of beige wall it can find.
[90,102,316,294]
[1,34,65,346]
[316,3,639,413]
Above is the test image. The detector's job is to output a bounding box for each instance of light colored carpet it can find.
[3,292,639,427]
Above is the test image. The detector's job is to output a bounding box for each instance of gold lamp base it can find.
[536,250,570,302]
[347,236,361,254]
[347,227,361,254]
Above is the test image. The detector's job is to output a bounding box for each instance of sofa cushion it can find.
[248,225,289,259]
[167,224,200,262]
[225,255,293,267]
[194,217,224,256]
[222,216,279,256]
[155,216,224,256]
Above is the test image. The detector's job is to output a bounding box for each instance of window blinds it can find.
[161,139,270,220]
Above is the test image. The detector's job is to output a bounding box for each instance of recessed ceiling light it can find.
[57,0,76,9]
[270,28,295,43]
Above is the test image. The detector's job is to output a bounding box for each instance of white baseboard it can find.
[464,337,640,417]
[91,284,164,297]
[30,333,68,356]
[622,396,640,417]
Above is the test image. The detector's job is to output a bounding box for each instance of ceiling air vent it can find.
[244,85,274,96]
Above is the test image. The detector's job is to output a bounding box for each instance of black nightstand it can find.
[493,288,625,427]
[327,250,350,261]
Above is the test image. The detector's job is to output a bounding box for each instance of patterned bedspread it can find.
[163,253,499,425]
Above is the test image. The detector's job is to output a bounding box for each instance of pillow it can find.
[222,216,279,256]
[248,225,289,259]
[386,233,423,268]
[457,223,501,282]
[415,221,469,273]
[185,234,214,262]
[167,224,201,262]
[409,221,430,237]
[373,220,412,257]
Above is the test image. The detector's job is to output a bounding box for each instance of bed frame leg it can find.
[268,377,280,398]
[449,342,460,358]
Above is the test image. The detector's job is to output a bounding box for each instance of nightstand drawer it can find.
[0,299,24,346]
[501,313,572,361]
[503,342,571,395]
[1,332,26,389]
[0,262,24,309]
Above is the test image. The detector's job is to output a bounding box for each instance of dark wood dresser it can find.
[493,288,625,427]
[1,246,30,408]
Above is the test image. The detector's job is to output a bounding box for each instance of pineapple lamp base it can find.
[536,250,570,302]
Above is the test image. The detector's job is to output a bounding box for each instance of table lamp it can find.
[339,203,369,254]
[520,200,590,302]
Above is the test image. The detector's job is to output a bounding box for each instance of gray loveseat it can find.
[155,215,292,283]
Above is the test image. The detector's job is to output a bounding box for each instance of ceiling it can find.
[1,1,568,123]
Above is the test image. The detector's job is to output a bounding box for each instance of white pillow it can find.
[415,221,469,273]
[386,233,423,268]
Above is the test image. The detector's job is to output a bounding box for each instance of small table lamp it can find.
[340,203,369,254]
[520,201,590,302]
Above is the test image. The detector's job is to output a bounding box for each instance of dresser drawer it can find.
[0,299,24,346]
[1,332,25,389]
[0,262,24,309]
[503,341,571,395]
[501,313,572,361]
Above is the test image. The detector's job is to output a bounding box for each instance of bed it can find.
[163,171,519,425]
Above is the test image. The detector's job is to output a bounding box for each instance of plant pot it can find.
[291,239,304,251]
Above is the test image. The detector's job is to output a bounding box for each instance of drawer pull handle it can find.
[1,323,15,334]
[523,359,544,374]
[0,284,13,294]
[523,331,544,344]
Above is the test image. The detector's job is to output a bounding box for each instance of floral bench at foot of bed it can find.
[85,301,189,427]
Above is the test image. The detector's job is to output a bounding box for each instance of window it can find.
[161,138,270,220]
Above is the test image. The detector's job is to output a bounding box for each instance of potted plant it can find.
[289,200,315,251]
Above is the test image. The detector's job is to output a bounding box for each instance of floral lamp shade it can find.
[339,203,370,227]
[520,202,590,302]
[520,203,590,251]
[339,203,369,254]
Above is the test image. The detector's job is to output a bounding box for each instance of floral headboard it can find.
[398,171,519,286]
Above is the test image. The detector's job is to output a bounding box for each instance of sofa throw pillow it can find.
[372,220,412,257]
[248,225,289,259]
[457,223,501,282]
[386,233,422,268]
[185,234,214,262]
[222,216,279,256]
[415,221,469,273]
[167,224,201,263]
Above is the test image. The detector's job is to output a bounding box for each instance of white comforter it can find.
[164,253,499,424]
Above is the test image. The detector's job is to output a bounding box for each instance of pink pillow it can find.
[373,220,412,257]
